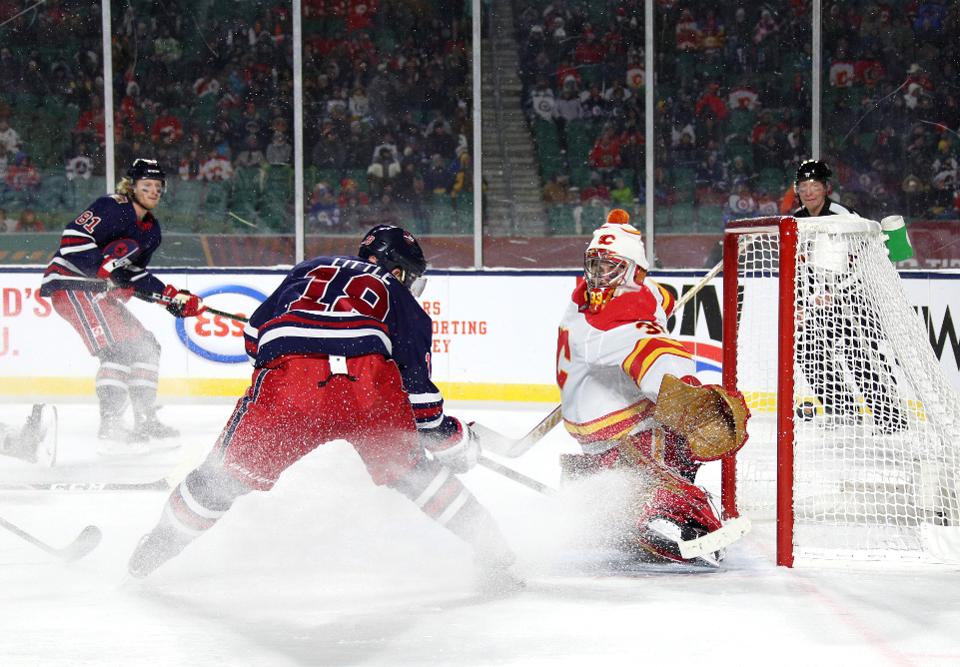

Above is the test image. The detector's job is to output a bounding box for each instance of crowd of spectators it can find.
[1,0,958,241]
[0,0,474,233]
[519,0,960,228]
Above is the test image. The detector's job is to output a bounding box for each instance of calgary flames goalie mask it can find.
[584,209,649,313]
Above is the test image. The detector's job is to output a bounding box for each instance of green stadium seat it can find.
[565,119,594,167]
[39,171,70,211]
[570,165,592,188]
[532,117,560,151]
[670,202,698,231]
[758,168,786,193]
[547,205,576,235]
[697,204,728,231]
[428,199,464,234]
[726,108,756,143]
[71,177,106,211]
[654,205,672,230]
[202,181,229,215]
[579,204,607,231]
[671,166,697,203]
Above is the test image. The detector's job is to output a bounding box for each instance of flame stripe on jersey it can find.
[623,337,692,386]
[653,282,676,317]
[563,399,656,443]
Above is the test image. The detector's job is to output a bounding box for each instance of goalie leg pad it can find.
[632,473,735,565]
[653,374,751,461]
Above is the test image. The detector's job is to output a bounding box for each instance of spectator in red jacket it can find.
[15,209,44,232]
[696,82,728,120]
[150,105,184,144]
[588,124,622,183]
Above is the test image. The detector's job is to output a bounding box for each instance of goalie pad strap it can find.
[653,374,750,461]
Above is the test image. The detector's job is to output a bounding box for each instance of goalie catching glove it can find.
[422,416,480,474]
[161,284,205,318]
[653,374,750,461]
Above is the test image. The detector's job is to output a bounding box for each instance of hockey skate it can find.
[474,551,525,595]
[128,525,192,578]
[1,404,57,466]
[132,407,181,444]
[98,414,150,456]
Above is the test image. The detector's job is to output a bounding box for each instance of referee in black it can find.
[793,159,905,433]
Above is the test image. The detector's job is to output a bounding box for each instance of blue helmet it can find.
[127,158,166,187]
[358,225,427,289]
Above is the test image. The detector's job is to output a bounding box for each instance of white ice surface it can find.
[0,401,958,667]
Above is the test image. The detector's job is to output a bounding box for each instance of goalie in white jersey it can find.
[557,209,751,566]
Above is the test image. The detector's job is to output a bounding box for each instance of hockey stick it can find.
[0,479,171,492]
[471,412,564,458]
[136,291,250,323]
[0,516,102,561]
[477,455,556,495]
[482,261,727,459]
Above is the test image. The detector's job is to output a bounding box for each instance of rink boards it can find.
[0,267,958,401]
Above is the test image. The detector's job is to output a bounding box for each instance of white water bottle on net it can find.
[721,214,960,566]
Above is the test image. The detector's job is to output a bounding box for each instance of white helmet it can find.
[584,209,649,313]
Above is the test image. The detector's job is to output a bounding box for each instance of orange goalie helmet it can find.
[584,209,649,313]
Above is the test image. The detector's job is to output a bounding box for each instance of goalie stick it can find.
[477,454,556,495]
[0,516,102,561]
[481,261,725,458]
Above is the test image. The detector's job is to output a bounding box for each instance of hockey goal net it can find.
[721,215,960,566]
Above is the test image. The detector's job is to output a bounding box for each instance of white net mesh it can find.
[730,216,960,561]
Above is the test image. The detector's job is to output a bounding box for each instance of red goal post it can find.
[721,215,960,567]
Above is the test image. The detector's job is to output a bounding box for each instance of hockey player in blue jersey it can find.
[128,225,521,592]
[41,159,205,452]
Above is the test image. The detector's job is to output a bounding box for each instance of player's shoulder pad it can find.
[108,194,130,205]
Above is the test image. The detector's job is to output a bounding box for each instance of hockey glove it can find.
[424,417,480,474]
[97,238,141,283]
[161,284,205,318]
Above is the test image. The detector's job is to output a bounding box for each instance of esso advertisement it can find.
[174,284,268,364]
[0,269,958,400]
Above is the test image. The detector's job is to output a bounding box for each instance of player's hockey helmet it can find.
[127,158,167,191]
[795,159,832,185]
[584,211,649,313]
[358,225,427,293]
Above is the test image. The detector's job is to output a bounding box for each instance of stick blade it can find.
[469,423,518,456]
[62,525,103,562]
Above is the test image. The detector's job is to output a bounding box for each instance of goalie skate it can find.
[631,482,748,567]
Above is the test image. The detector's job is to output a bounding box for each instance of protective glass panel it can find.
[0,4,104,263]
[112,0,296,266]
[821,1,959,269]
